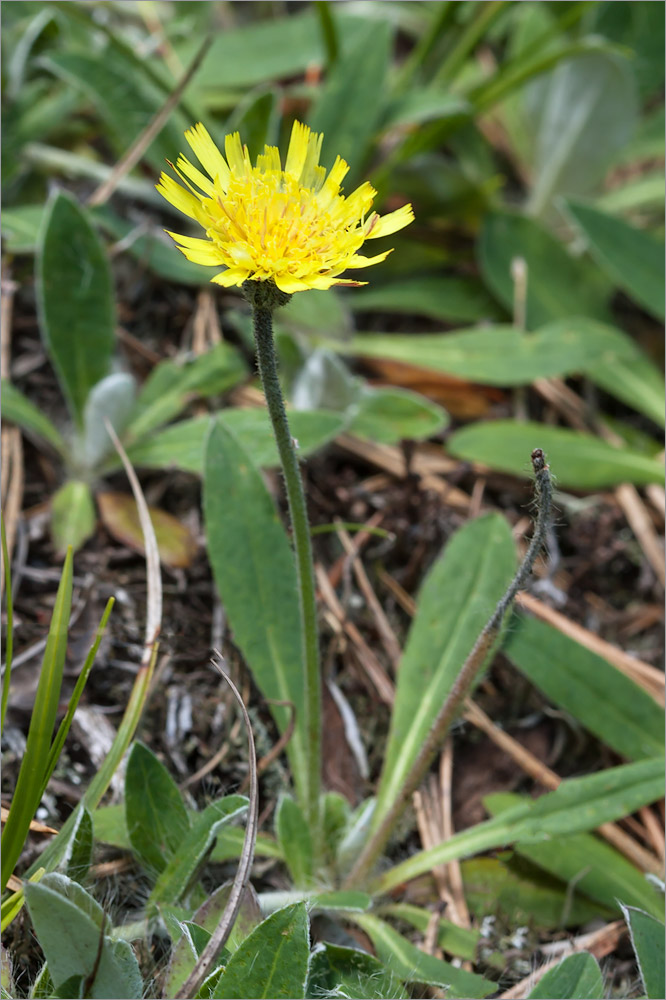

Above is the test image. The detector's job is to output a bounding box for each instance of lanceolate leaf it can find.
[373,514,516,832]
[165,883,262,997]
[504,615,664,761]
[524,49,637,218]
[203,419,309,805]
[211,902,310,999]
[564,199,665,320]
[125,409,346,475]
[51,481,96,555]
[349,386,448,445]
[147,796,247,917]
[622,905,666,1000]
[125,344,248,442]
[527,952,604,999]
[1,550,73,891]
[351,914,495,997]
[25,874,142,999]
[42,50,191,173]
[125,742,190,877]
[478,210,612,328]
[307,942,407,1000]
[0,380,66,453]
[485,793,663,918]
[275,795,313,887]
[309,18,391,180]
[460,856,609,928]
[37,192,115,428]
[448,421,664,489]
[346,319,637,386]
[379,756,665,892]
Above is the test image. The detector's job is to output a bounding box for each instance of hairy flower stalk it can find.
[344,449,554,887]
[158,121,413,833]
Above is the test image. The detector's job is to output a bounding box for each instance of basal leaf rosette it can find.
[157,120,414,294]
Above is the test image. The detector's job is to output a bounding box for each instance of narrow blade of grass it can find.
[41,596,115,798]
[1,514,14,733]
[1,548,73,891]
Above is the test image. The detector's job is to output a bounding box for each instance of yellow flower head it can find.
[157,120,414,294]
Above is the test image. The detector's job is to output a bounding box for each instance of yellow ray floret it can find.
[157,120,414,293]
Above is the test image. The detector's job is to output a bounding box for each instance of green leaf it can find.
[91,804,283,862]
[373,513,515,831]
[51,481,96,555]
[310,890,371,913]
[122,416,206,474]
[81,373,137,468]
[56,703,104,818]
[307,942,407,1000]
[125,408,345,475]
[527,952,604,999]
[147,795,247,918]
[203,418,308,807]
[589,2,664,99]
[564,199,665,320]
[383,90,470,130]
[0,380,66,453]
[28,961,54,999]
[177,10,333,91]
[126,344,248,442]
[350,387,448,444]
[291,348,360,413]
[379,757,665,892]
[348,275,501,323]
[0,201,215,284]
[309,18,391,179]
[322,790,351,862]
[524,50,637,217]
[379,903,480,961]
[478,210,611,328]
[590,351,665,427]
[2,204,46,253]
[53,974,85,999]
[165,883,261,997]
[595,171,665,216]
[621,905,666,1000]
[24,874,142,999]
[351,914,495,997]
[505,615,664,761]
[37,192,115,428]
[460,857,608,929]
[95,208,215,285]
[1,549,73,891]
[125,742,190,878]
[346,319,637,386]
[211,902,310,999]
[279,288,351,339]
[275,795,313,887]
[224,89,278,162]
[484,793,663,919]
[42,50,191,173]
[196,883,262,953]
[63,807,93,885]
[447,420,664,489]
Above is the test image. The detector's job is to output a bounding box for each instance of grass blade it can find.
[1,514,14,733]
[41,597,115,798]
[1,548,73,890]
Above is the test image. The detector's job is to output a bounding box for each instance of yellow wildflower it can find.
[156,120,414,294]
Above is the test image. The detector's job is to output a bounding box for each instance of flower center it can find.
[202,171,364,276]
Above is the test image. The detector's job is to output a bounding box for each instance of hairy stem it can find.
[344,449,553,886]
[251,302,322,833]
